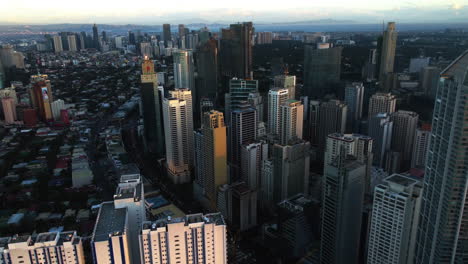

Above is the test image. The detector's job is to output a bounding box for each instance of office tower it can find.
[270,140,310,203]
[195,39,218,105]
[241,140,268,190]
[416,51,468,263]
[303,44,343,98]
[11,52,24,69]
[79,32,86,50]
[225,79,258,122]
[274,73,296,99]
[140,58,165,156]
[363,48,378,81]
[317,100,347,155]
[0,45,13,67]
[199,98,214,119]
[1,97,16,124]
[128,31,135,45]
[53,35,63,53]
[390,110,418,167]
[170,88,194,158]
[379,22,397,91]
[67,35,77,52]
[229,182,257,231]
[173,49,195,90]
[101,31,107,42]
[321,153,365,264]
[0,60,4,89]
[248,92,264,122]
[268,88,289,135]
[280,99,303,145]
[0,231,85,264]
[219,22,254,81]
[195,110,227,210]
[140,213,227,264]
[140,42,153,58]
[163,96,193,184]
[344,82,364,129]
[92,24,100,51]
[228,102,257,182]
[409,57,430,73]
[163,23,171,46]
[411,126,431,169]
[30,75,53,120]
[308,100,320,145]
[368,92,396,118]
[178,24,186,37]
[0,86,16,103]
[368,113,393,167]
[367,174,422,264]
[59,32,69,51]
[92,172,145,264]
[51,99,65,121]
[420,66,439,98]
[256,32,273,45]
[114,36,124,49]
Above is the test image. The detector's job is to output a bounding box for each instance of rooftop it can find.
[385,174,419,188]
[93,202,127,242]
[36,232,58,243]
[142,213,225,231]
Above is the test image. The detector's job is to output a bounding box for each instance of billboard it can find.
[41,87,49,100]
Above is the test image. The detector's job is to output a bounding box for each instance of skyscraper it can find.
[140,58,165,156]
[241,140,268,190]
[280,99,304,145]
[411,125,431,169]
[163,24,171,46]
[173,49,195,90]
[67,35,77,52]
[344,82,364,130]
[30,75,53,121]
[194,110,228,210]
[139,213,227,264]
[321,153,365,264]
[420,66,440,98]
[1,97,16,124]
[267,88,289,135]
[219,22,254,82]
[51,99,65,121]
[274,73,296,99]
[390,110,419,168]
[225,79,258,123]
[163,90,194,184]
[317,100,348,156]
[368,92,396,118]
[303,44,343,99]
[92,24,100,51]
[195,39,218,105]
[0,59,4,89]
[379,22,397,91]
[367,174,422,264]
[53,35,63,53]
[416,51,468,263]
[368,113,393,167]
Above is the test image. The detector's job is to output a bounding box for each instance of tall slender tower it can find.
[163,24,171,46]
[280,99,303,145]
[368,92,396,118]
[390,110,418,169]
[416,51,468,263]
[344,82,364,130]
[317,100,348,156]
[92,24,100,51]
[140,58,165,156]
[274,73,296,99]
[267,88,289,135]
[170,88,194,165]
[173,49,195,90]
[379,22,397,91]
[368,113,393,167]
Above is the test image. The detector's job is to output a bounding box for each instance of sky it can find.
[1,0,467,24]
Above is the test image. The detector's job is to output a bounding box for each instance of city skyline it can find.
[0,1,467,24]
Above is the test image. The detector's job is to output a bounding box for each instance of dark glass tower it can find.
[92,24,100,51]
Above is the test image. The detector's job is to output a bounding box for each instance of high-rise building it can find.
[92,172,145,264]
[379,22,397,91]
[411,125,431,169]
[140,58,165,157]
[195,39,218,106]
[247,92,264,122]
[321,153,365,264]
[228,103,257,182]
[67,35,77,52]
[1,97,16,124]
[140,42,153,58]
[194,110,228,210]
[139,213,227,264]
[368,113,393,167]
[241,140,268,190]
[53,35,63,53]
[368,92,396,118]
[317,100,347,156]
[0,231,85,264]
[228,182,257,231]
[163,89,194,184]
[30,75,53,121]
[225,79,258,124]
[420,66,439,98]
[173,49,195,90]
[409,57,430,73]
[308,100,320,145]
[51,99,65,121]
[416,51,468,263]
[92,24,100,51]
[390,110,419,167]
[178,24,186,37]
[274,74,296,99]
[219,22,254,82]
[268,88,289,135]
[367,174,422,264]
[303,44,343,98]
[0,60,4,89]
[270,140,310,203]
[256,32,273,45]
[163,24,171,46]
[280,99,303,145]
[344,82,364,129]
[0,86,17,103]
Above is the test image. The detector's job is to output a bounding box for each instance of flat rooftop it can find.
[143,213,225,231]
[93,202,127,242]
[386,174,419,187]
[36,232,58,243]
